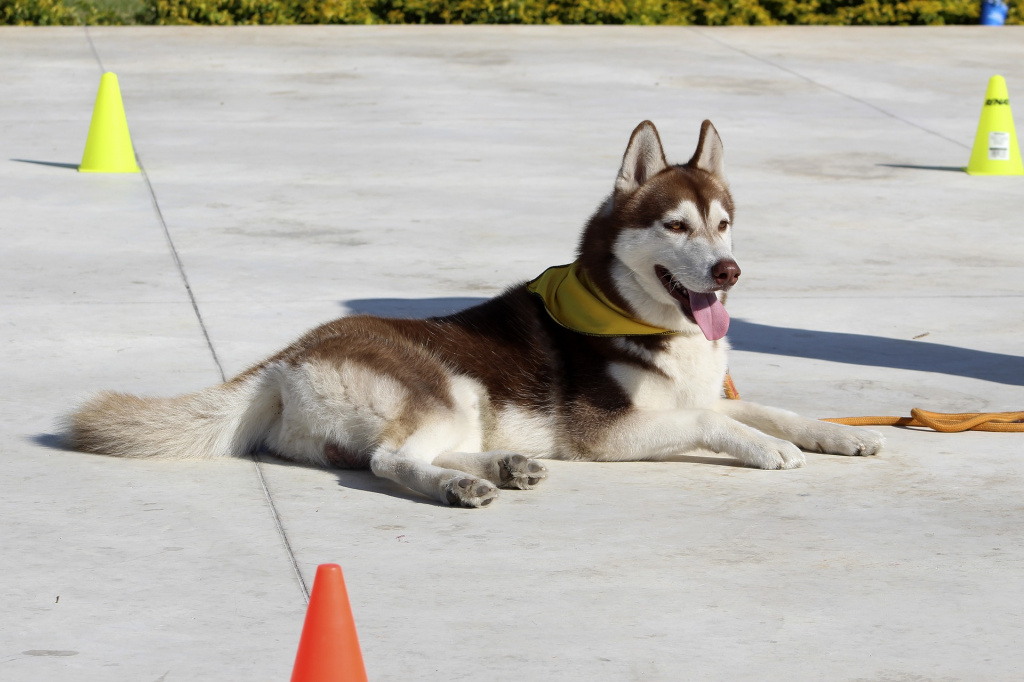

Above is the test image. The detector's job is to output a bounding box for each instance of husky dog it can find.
[68,120,883,507]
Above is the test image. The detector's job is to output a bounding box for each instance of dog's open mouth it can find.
[655,265,730,341]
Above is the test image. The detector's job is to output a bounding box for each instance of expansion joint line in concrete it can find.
[252,453,312,604]
[140,158,313,605]
[138,167,228,381]
[83,26,106,73]
[82,24,311,608]
[689,28,970,151]
[142,158,312,606]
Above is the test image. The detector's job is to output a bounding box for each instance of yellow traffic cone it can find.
[966,75,1024,176]
[79,72,140,173]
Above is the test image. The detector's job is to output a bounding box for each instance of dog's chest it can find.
[606,335,727,410]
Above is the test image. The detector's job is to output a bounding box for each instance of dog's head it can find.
[578,120,738,340]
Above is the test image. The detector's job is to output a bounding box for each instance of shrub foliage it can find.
[1,0,120,23]
[135,0,1016,24]
[3,0,1021,26]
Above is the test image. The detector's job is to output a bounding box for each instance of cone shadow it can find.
[877,163,965,173]
[11,159,80,170]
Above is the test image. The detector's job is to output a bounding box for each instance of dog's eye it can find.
[718,220,730,232]
[663,220,689,232]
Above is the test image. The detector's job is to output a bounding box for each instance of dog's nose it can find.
[712,259,741,287]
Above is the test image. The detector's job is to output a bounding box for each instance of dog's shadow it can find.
[31,433,66,450]
[344,297,487,319]
[254,453,443,506]
[30,433,439,505]
[728,319,1024,387]
[344,297,1024,387]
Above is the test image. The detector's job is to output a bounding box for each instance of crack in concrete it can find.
[82,27,311,607]
[688,27,971,151]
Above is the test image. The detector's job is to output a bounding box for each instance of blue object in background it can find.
[980,0,1008,24]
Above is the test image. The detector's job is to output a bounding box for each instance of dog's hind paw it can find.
[498,453,548,490]
[444,476,499,508]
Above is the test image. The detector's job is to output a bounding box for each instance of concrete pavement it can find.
[2,25,1023,681]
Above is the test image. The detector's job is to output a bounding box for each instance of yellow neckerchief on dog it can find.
[527,262,678,337]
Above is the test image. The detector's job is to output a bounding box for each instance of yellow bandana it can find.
[527,262,677,337]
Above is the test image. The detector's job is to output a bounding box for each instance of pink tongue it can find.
[688,291,730,340]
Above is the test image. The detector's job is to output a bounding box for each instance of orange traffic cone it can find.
[290,564,368,682]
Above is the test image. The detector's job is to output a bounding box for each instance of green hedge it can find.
[135,0,1019,24]
[3,0,1021,25]
[1,0,120,23]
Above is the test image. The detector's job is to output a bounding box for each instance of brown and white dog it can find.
[67,120,883,507]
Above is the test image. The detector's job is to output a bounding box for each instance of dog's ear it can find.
[688,119,725,177]
[615,121,668,195]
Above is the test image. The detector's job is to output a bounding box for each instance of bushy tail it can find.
[66,372,280,460]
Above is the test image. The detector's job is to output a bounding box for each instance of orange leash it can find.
[723,373,741,401]
[722,374,1024,433]
[823,409,1024,433]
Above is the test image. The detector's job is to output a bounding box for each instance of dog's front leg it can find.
[595,409,805,470]
[715,399,884,456]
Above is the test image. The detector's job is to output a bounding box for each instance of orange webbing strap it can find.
[723,373,741,400]
[721,375,1023,432]
[823,409,1024,433]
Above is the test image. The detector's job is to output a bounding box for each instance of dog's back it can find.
[68,285,636,465]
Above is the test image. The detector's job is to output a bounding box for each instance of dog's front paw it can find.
[444,476,499,508]
[737,437,806,470]
[498,453,548,490]
[803,424,884,457]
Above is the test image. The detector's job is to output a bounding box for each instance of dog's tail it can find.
[65,370,280,460]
